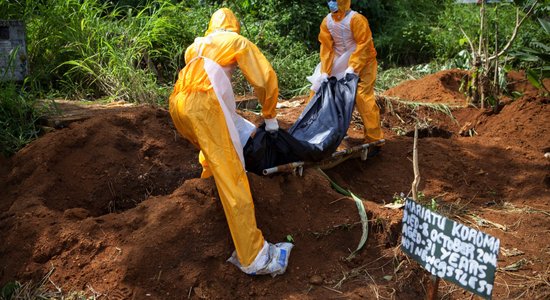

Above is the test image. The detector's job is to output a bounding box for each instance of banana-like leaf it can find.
[526,69,543,89]
[317,169,369,260]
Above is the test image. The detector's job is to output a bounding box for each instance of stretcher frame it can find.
[262,139,385,176]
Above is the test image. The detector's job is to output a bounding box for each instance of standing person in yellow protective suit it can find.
[307,0,384,155]
[169,8,292,276]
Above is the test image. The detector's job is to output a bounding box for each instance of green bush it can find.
[355,0,443,66]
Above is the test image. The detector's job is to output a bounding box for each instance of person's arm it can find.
[319,17,334,75]
[348,14,376,73]
[235,38,278,120]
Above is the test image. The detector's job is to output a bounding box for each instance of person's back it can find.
[173,19,278,115]
[175,31,242,93]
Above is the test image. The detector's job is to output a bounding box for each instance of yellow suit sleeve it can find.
[235,39,279,119]
[349,13,377,73]
[319,17,335,75]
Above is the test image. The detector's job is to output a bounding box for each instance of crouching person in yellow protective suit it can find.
[169,8,293,276]
[307,0,384,155]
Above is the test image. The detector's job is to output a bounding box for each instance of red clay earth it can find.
[1,69,549,299]
[383,69,470,105]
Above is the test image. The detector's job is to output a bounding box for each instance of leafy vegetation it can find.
[442,0,549,106]
[0,82,42,157]
[2,0,546,98]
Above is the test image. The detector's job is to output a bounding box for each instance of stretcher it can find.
[262,139,385,176]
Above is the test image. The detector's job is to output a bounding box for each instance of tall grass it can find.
[0,31,41,157]
[36,0,190,103]
[9,0,320,102]
[60,3,164,103]
[0,82,42,157]
[9,0,210,103]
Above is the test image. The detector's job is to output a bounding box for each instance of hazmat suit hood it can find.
[205,8,241,36]
[331,0,351,21]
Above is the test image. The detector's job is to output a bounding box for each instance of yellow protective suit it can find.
[313,0,384,143]
[169,8,279,267]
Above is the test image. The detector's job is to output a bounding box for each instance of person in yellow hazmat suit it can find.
[169,8,293,276]
[307,0,384,155]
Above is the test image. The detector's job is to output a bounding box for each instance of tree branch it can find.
[460,27,477,62]
[488,0,539,62]
[478,1,486,56]
[411,125,420,202]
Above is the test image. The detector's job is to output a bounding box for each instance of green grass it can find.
[0,83,43,157]
[10,0,319,102]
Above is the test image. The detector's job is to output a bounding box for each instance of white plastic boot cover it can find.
[228,241,293,277]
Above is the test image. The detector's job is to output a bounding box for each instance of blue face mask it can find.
[327,0,338,13]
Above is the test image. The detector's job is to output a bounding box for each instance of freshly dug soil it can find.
[1,70,549,299]
[383,69,470,105]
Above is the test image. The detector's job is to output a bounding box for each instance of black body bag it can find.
[244,74,359,175]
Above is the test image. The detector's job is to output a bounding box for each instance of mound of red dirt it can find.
[454,94,550,153]
[0,106,409,299]
[507,70,550,99]
[383,69,469,105]
[1,70,549,299]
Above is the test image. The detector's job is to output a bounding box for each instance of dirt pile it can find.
[507,70,550,99]
[383,69,469,105]
[0,106,407,299]
[1,107,199,215]
[1,71,549,299]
